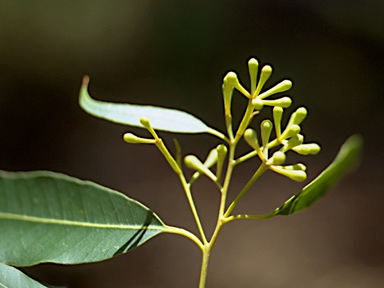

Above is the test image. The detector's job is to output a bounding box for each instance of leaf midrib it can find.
[0,212,164,230]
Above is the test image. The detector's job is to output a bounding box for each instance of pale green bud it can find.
[271,166,307,182]
[258,80,293,100]
[244,128,260,150]
[281,134,304,152]
[223,72,250,98]
[292,143,321,155]
[288,107,308,126]
[222,82,234,117]
[139,117,151,129]
[280,124,301,141]
[204,149,218,168]
[216,144,228,182]
[273,106,284,138]
[123,133,156,144]
[254,65,273,96]
[282,163,307,171]
[139,117,158,139]
[184,155,217,182]
[258,97,292,108]
[266,151,286,165]
[248,58,259,94]
[261,120,273,148]
[216,144,228,162]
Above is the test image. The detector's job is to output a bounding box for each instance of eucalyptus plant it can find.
[0,57,362,288]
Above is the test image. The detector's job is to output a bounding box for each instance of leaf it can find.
[79,76,211,134]
[273,134,363,216]
[0,170,168,266]
[0,262,48,288]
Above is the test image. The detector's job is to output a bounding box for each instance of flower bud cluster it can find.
[226,58,321,182]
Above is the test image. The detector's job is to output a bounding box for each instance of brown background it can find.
[0,1,383,287]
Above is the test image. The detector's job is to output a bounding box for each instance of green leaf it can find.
[0,170,167,266]
[79,76,211,134]
[273,134,363,216]
[0,262,48,288]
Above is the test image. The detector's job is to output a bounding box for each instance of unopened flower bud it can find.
[261,120,273,148]
[258,80,293,100]
[266,151,286,165]
[184,155,217,182]
[280,124,301,141]
[281,134,304,152]
[287,107,307,127]
[283,163,307,171]
[258,97,292,108]
[292,143,321,155]
[244,129,260,151]
[223,72,250,98]
[271,166,307,182]
[254,65,273,96]
[204,149,218,168]
[248,58,259,94]
[123,133,157,144]
[273,106,284,137]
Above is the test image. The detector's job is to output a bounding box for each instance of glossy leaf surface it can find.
[79,76,211,134]
[0,170,167,266]
[0,262,47,288]
[273,134,363,215]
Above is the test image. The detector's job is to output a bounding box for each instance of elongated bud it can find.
[190,148,218,184]
[261,120,273,147]
[283,163,307,171]
[257,96,292,108]
[216,144,228,164]
[204,149,218,168]
[224,72,250,98]
[248,58,259,95]
[139,117,159,139]
[222,74,235,117]
[288,107,308,127]
[254,65,273,96]
[258,80,293,100]
[184,155,217,182]
[270,166,307,182]
[281,134,304,152]
[123,133,157,144]
[216,144,228,182]
[280,124,301,141]
[244,128,260,151]
[261,120,273,158]
[266,151,286,165]
[292,143,321,155]
[273,106,283,138]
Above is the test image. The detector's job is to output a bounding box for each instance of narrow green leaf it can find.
[273,134,363,216]
[0,262,47,288]
[79,76,211,134]
[0,170,167,266]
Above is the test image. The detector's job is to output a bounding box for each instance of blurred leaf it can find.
[0,170,167,266]
[0,262,48,288]
[273,134,363,216]
[79,76,211,134]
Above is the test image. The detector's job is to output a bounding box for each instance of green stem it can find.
[199,245,211,288]
[224,163,268,218]
[164,225,204,251]
[179,177,208,245]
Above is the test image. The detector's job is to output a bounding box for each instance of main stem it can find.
[197,143,237,288]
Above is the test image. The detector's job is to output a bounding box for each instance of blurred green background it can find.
[0,1,383,287]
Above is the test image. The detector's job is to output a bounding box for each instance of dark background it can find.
[1,1,383,287]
